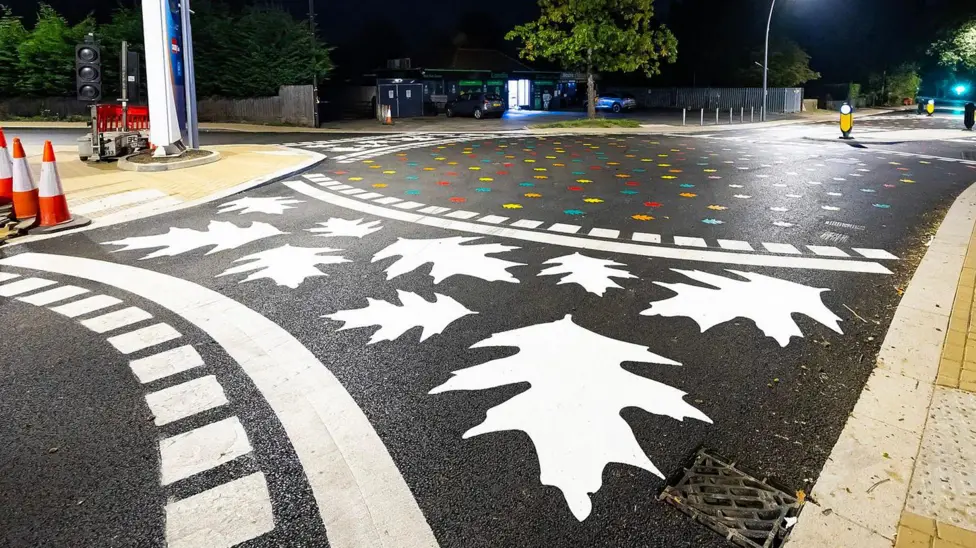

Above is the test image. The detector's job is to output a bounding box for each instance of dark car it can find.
[446,93,506,119]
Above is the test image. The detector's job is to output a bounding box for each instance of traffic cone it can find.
[32,141,90,234]
[10,138,38,224]
[0,128,12,207]
[384,105,393,125]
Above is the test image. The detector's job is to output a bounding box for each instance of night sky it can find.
[11,0,975,85]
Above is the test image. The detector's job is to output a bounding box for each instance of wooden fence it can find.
[1,84,316,127]
[197,85,315,127]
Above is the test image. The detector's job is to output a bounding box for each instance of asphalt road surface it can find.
[1,127,975,547]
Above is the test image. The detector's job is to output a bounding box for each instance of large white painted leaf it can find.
[641,269,843,347]
[372,236,524,284]
[325,290,476,343]
[217,244,350,289]
[103,221,285,260]
[430,315,711,521]
[307,217,383,238]
[218,196,304,215]
[538,252,637,296]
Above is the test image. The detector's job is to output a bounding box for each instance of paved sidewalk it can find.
[5,142,321,233]
[789,180,976,548]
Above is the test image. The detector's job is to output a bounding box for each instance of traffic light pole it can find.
[120,41,128,131]
[309,0,319,128]
[179,0,200,148]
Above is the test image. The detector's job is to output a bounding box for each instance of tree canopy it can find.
[745,39,820,88]
[506,0,677,117]
[0,1,332,99]
[929,18,976,71]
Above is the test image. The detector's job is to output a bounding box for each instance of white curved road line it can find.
[284,180,892,275]
[0,252,438,548]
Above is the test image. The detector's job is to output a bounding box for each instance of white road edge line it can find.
[283,181,892,274]
[787,180,976,545]
[0,253,437,548]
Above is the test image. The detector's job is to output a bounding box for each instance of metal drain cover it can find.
[660,450,801,548]
[963,151,976,162]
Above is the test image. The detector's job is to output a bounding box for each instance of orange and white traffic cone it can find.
[0,128,12,210]
[10,137,38,225]
[32,141,90,234]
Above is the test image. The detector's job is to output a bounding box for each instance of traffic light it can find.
[75,43,101,102]
[966,103,975,131]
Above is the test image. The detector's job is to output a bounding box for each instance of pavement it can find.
[1,113,975,548]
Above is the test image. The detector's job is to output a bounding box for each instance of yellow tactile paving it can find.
[938,221,976,392]
[19,144,314,210]
[896,511,976,548]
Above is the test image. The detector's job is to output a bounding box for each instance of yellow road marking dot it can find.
[469,166,481,170]
[423,167,435,171]
[658,154,668,157]
[577,179,592,183]
[369,165,382,169]
[553,163,565,167]
[584,198,604,203]
[669,169,683,173]
[362,160,374,164]
[615,174,631,178]
[606,162,620,166]
[632,214,654,221]
[434,157,446,161]
[901,179,915,183]
[534,175,549,179]
[662,175,677,179]
[525,159,536,163]
[524,193,542,198]
[382,170,396,174]
[503,203,523,209]
[505,155,515,159]
[447,161,458,166]
[680,192,697,198]
[348,177,363,181]
[641,158,653,162]
[534,167,547,172]
[479,177,494,182]
[545,156,557,159]
[707,205,728,210]
[658,163,671,167]
[372,183,388,188]
[704,169,717,173]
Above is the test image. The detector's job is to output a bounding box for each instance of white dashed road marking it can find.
[50,294,123,318]
[17,285,89,306]
[159,416,253,485]
[164,472,274,548]
[80,306,153,334]
[0,277,57,297]
[107,323,182,354]
[144,375,229,427]
[129,345,207,384]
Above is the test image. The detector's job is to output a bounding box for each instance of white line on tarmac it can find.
[80,306,153,334]
[145,375,228,426]
[129,345,206,384]
[0,277,57,297]
[107,323,182,354]
[284,180,892,275]
[17,285,89,306]
[49,294,122,318]
[0,272,20,283]
[159,416,252,485]
[0,253,438,548]
[165,472,274,548]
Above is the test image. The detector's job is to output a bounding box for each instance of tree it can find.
[745,39,820,87]
[0,6,28,96]
[929,18,976,71]
[98,6,145,100]
[16,4,94,96]
[505,0,677,118]
[868,64,921,106]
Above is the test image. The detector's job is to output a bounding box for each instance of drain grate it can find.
[659,449,801,548]
[964,151,976,162]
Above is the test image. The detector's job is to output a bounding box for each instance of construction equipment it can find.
[77,103,150,161]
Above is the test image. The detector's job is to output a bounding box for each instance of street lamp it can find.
[762,0,778,122]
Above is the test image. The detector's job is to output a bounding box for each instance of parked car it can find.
[588,92,638,113]
[446,93,506,119]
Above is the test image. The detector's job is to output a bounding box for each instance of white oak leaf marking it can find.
[372,236,524,284]
[641,269,842,347]
[430,315,710,521]
[538,252,636,296]
[103,221,285,260]
[218,196,304,215]
[308,217,383,238]
[325,290,476,343]
[217,244,350,288]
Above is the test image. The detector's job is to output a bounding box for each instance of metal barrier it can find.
[617,86,804,113]
[95,104,149,132]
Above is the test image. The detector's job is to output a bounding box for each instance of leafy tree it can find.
[745,39,820,87]
[506,0,677,118]
[16,4,94,96]
[98,6,145,100]
[876,64,921,105]
[929,18,976,71]
[0,6,28,96]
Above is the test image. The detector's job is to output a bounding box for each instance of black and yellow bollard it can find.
[926,99,935,116]
[839,102,853,139]
[965,103,975,130]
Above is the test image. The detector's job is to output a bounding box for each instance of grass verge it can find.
[534,118,642,129]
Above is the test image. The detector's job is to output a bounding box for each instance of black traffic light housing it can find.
[76,43,101,102]
[965,103,975,130]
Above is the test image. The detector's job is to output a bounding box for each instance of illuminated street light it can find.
[955,85,969,95]
[762,0,778,122]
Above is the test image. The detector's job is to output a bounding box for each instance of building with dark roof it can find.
[365,48,586,117]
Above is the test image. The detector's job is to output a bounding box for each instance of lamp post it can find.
[762,0,777,122]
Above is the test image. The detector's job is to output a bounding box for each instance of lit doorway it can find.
[508,79,530,110]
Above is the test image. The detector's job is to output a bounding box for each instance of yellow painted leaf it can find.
[900,179,915,183]
[525,159,536,163]
[423,167,435,171]
[615,174,631,178]
[372,183,388,188]
[434,157,446,161]
[704,169,717,173]
[584,198,604,203]
[631,214,654,221]
[662,175,678,180]
[680,192,697,198]
[524,193,542,198]
[658,163,671,167]
[469,166,481,171]
[348,177,363,181]
[553,163,566,167]
[577,179,592,183]
[606,162,620,166]
[447,161,458,166]
[362,160,374,164]
[534,175,549,179]
[707,205,728,210]
[479,177,494,182]
[503,203,523,209]
[382,170,396,174]
[534,167,548,172]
